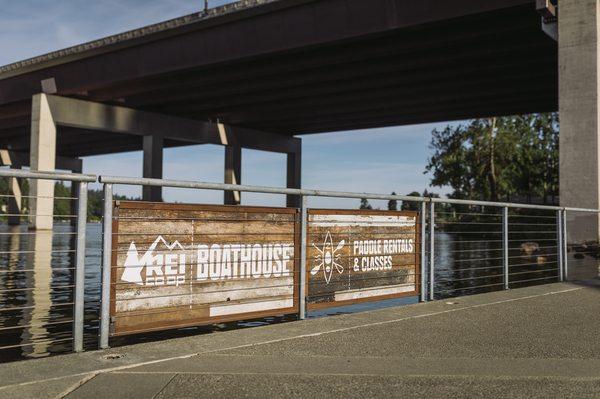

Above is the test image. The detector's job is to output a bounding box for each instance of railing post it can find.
[73,181,88,353]
[298,195,307,320]
[100,183,113,349]
[557,209,564,282]
[428,201,435,301]
[562,209,568,281]
[420,201,427,302]
[503,206,509,290]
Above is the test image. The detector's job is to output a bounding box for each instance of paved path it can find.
[1,281,599,398]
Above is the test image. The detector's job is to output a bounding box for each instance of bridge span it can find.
[0,281,598,398]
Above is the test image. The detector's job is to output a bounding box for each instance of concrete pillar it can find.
[0,150,23,226]
[286,150,301,208]
[142,134,163,202]
[29,94,57,230]
[224,145,242,205]
[559,0,600,244]
[7,175,23,226]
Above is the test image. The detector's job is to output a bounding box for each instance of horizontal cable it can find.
[435,265,504,272]
[0,194,77,200]
[436,273,504,283]
[508,214,558,219]
[0,284,75,293]
[0,302,74,313]
[0,231,77,236]
[0,249,75,254]
[0,319,74,332]
[0,337,73,351]
[434,282,504,293]
[508,260,558,268]
[508,268,559,276]
[435,231,503,234]
[435,211,501,217]
[0,267,76,274]
[435,221,503,226]
[442,239,503,244]
[0,214,77,218]
[510,275,559,284]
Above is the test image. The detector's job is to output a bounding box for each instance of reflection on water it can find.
[0,224,598,363]
[0,223,78,362]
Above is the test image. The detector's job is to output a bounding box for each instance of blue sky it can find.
[0,0,454,208]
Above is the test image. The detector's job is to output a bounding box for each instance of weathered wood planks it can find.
[110,201,299,336]
[306,209,420,310]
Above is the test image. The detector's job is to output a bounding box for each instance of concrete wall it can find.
[559,0,600,243]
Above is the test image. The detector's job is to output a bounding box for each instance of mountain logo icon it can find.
[121,236,185,286]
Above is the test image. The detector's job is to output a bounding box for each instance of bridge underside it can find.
[0,0,554,158]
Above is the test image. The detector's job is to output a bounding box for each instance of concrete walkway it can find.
[1,282,599,398]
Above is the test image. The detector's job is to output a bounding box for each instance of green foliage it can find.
[387,192,398,211]
[401,191,420,211]
[359,198,372,210]
[425,113,559,204]
[0,178,137,223]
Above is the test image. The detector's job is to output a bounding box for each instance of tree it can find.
[387,192,398,211]
[359,198,372,210]
[425,113,559,204]
[401,191,421,211]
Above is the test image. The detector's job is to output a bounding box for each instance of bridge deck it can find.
[1,281,599,398]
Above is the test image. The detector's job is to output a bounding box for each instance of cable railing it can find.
[0,169,95,362]
[0,169,598,362]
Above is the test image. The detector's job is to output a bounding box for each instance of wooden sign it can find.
[306,209,420,309]
[110,201,299,336]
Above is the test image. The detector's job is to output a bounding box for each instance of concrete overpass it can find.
[0,0,594,238]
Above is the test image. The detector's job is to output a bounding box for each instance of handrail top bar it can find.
[431,197,600,213]
[563,206,600,213]
[99,175,600,212]
[430,197,564,211]
[99,175,427,202]
[0,171,595,213]
[0,168,97,182]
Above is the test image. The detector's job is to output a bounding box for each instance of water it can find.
[0,223,596,363]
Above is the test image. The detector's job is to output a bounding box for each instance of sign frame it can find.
[305,208,421,311]
[109,201,300,336]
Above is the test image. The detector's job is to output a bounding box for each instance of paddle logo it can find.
[310,231,345,284]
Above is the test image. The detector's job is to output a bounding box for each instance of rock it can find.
[536,256,547,265]
[520,242,540,255]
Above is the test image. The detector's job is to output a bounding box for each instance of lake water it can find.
[0,221,595,363]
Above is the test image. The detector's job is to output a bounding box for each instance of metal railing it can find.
[97,176,428,347]
[1,170,598,360]
[0,169,96,360]
[95,175,600,348]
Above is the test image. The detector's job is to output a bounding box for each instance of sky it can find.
[0,0,456,208]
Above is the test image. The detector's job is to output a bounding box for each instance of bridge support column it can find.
[559,0,600,243]
[286,149,301,208]
[29,94,56,230]
[143,134,163,202]
[224,145,242,205]
[0,150,23,226]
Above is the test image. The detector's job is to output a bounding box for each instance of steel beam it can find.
[42,95,301,154]
[224,145,242,205]
[143,134,163,202]
[286,149,301,208]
